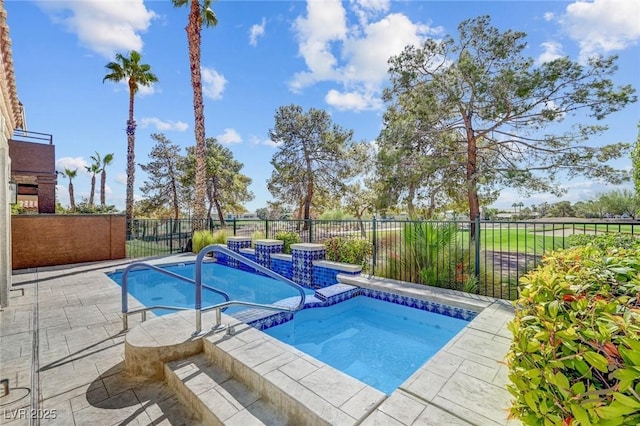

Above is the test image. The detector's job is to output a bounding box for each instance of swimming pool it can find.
[263,295,470,394]
[109,262,314,315]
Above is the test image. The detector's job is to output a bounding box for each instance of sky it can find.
[5,0,640,213]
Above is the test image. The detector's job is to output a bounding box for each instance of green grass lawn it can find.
[477,228,565,253]
[126,239,175,258]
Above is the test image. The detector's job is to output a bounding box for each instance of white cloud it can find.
[249,17,266,46]
[538,41,564,63]
[562,0,640,60]
[139,117,188,131]
[341,13,431,89]
[201,67,227,100]
[250,135,280,147]
[325,89,382,111]
[137,84,157,96]
[290,0,348,92]
[56,157,88,175]
[36,0,156,58]
[290,1,435,111]
[217,128,242,145]
[115,173,127,185]
[350,0,390,25]
[543,12,555,22]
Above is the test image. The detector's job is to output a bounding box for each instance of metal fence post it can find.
[308,220,313,243]
[372,216,377,275]
[265,219,269,238]
[169,219,173,253]
[474,214,481,285]
[233,218,237,235]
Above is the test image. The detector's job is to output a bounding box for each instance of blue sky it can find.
[5,0,640,213]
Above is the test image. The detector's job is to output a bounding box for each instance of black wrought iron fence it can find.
[126,217,640,300]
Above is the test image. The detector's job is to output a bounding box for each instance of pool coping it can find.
[122,257,519,425]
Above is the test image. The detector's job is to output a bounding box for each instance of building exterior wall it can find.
[0,3,24,307]
[0,116,11,307]
[9,139,56,213]
[11,215,126,270]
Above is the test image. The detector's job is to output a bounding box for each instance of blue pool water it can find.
[108,262,314,315]
[264,295,469,394]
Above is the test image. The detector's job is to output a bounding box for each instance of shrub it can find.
[568,232,640,250]
[319,209,353,220]
[251,230,266,247]
[393,222,460,287]
[507,240,640,425]
[192,230,214,253]
[324,237,372,271]
[211,229,230,245]
[275,231,301,254]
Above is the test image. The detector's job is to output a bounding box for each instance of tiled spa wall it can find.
[218,239,362,289]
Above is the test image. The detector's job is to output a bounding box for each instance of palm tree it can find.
[62,168,78,212]
[86,153,102,208]
[172,0,218,232]
[103,51,158,234]
[100,153,114,207]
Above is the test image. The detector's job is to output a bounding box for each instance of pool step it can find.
[165,353,288,425]
[200,324,386,425]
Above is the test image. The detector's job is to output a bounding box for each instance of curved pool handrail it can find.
[121,244,307,334]
[121,261,230,330]
[194,244,307,333]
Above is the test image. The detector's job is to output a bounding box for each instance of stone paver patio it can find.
[1,255,520,425]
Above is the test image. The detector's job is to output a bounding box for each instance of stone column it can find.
[225,236,252,268]
[291,243,325,287]
[254,239,284,268]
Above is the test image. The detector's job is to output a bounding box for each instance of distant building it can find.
[226,212,259,220]
[9,130,56,213]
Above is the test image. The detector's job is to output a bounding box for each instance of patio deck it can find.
[0,255,520,425]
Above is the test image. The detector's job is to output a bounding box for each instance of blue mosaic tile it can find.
[358,288,479,321]
[244,286,478,333]
[270,258,293,280]
[254,242,283,268]
[291,247,326,286]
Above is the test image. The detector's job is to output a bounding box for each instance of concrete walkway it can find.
[1,257,520,425]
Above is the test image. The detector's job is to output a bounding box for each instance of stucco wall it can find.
[11,215,126,270]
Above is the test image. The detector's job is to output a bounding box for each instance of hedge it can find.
[507,239,640,425]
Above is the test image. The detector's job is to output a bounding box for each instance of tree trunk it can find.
[125,77,137,237]
[213,197,225,227]
[69,182,76,212]
[303,151,313,230]
[100,170,106,207]
[407,183,416,218]
[89,175,96,207]
[464,112,480,238]
[187,0,207,233]
[357,213,365,238]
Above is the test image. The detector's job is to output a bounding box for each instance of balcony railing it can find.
[11,129,53,145]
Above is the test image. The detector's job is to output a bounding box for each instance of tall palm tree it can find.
[62,168,78,212]
[100,153,114,207]
[103,50,158,234]
[86,153,102,208]
[172,0,218,232]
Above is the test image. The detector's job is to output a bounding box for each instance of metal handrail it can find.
[121,244,307,334]
[193,244,306,333]
[121,261,231,330]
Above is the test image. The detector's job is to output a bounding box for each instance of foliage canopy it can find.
[380,15,636,221]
